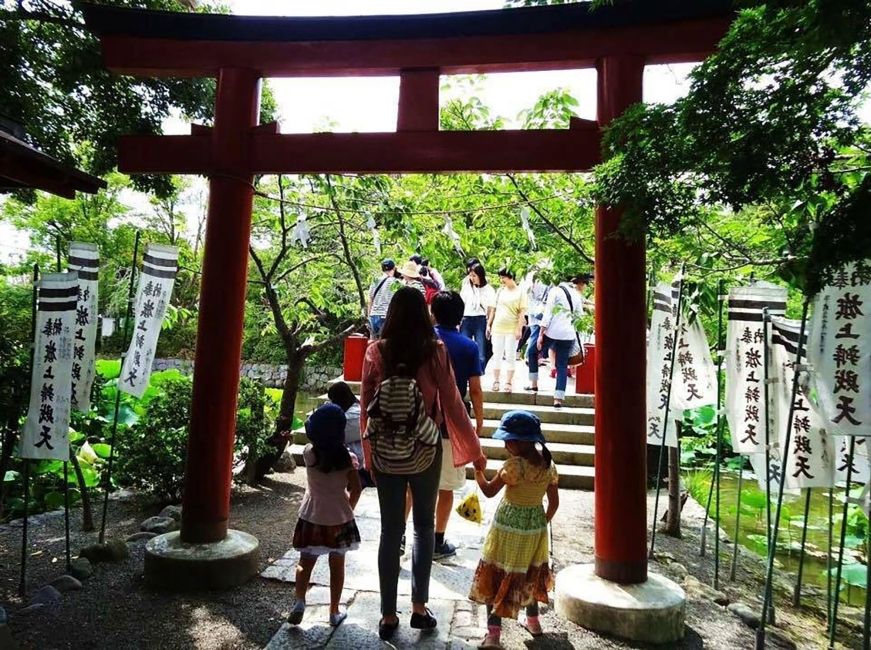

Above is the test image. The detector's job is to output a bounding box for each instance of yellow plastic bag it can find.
[455,490,482,524]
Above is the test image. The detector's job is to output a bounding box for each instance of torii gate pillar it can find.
[144,68,262,589]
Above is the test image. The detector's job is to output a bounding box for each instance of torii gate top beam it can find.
[82,1,733,78]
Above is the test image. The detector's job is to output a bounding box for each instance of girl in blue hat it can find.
[469,410,560,649]
[289,403,363,628]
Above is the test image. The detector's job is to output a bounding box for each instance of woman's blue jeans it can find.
[460,315,487,367]
[528,336,573,399]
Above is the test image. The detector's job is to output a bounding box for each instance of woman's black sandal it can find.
[379,617,399,640]
[410,608,438,630]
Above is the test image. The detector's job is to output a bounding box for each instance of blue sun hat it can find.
[305,402,346,449]
[492,410,545,445]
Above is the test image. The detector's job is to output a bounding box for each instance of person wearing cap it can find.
[528,273,592,407]
[289,403,363,628]
[367,259,402,339]
[398,260,427,296]
[469,410,559,648]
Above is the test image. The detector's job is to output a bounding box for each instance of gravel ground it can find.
[0,470,860,649]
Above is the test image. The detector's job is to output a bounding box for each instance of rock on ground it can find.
[69,557,93,580]
[126,531,158,543]
[140,516,178,535]
[49,575,82,593]
[727,602,760,629]
[158,505,182,522]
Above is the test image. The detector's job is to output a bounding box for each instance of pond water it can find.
[686,471,868,607]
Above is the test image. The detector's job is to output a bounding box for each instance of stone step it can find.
[324,381,594,409]
[293,419,595,447]
[289,446,595,490]
[483,402,594,426]
[468,458,594,490]
[479,438,594,466]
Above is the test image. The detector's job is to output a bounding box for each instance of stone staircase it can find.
[291,376,595,490]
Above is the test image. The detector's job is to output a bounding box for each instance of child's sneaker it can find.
[478,632,503,649]
[329,611,347,627]
[288,599,306,625]
[521,615,543,637]
[433,539,457,560]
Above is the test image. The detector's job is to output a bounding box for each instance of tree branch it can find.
[324,175,368,314]
[0,8,83,30]
[506,173,594,263]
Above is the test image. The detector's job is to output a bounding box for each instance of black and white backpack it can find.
[364,369,439,475]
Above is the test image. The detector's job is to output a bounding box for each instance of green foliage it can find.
[115,375,192,503]
[597,0,871,293]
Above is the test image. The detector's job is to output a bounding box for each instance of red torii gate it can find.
[82,0,730,596]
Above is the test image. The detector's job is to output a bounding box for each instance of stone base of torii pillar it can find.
[555,564,686,644]
[144,530,259,590]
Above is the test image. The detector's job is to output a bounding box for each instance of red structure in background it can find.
[83,1,732,584]
[343,335,369,383]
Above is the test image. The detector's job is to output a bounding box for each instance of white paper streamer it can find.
[442,217,464,256]
[68,242,99,412]
[20,273,78,460]
[520,206,537,250]
[119,244,178,398]
[290,213,311,249]
[808,260,871,437]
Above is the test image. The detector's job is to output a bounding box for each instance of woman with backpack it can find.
[360,286,488,641]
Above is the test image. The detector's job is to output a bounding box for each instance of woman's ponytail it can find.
[540,443,553,469]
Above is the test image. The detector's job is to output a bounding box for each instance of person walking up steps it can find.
[486,268,527,393]
[368,259,401,339]
[289,403,363,628]
[470,410,559,650]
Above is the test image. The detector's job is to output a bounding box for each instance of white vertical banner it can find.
[68,242,99,412]
[834,436,870,485]
[672,315,718,411]
[725,282,787,455]
[20,273,78,460]
[769,317,835,489]
[807,260,871,438]
[647,282,679,447]
[119,244,178,398]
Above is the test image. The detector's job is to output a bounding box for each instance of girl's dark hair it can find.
[469,263,487,287]
[327,381,358,411]
[497,268,516,281]
[380,286,439,375]
[513,440,553,469]
[311,443,353,473]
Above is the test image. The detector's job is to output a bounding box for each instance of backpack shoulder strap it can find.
[560,286,574,312]
[372,277,389,302]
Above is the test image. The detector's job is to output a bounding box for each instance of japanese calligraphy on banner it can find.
[20,273,78,460]
[808,260,871,437]
[68,242,99,412]
[119,244,178,398]
[647,282,679,448]
[672,316,717,412]
[834,436,870,484]
[769,317,834,488]
[725,282,787,455]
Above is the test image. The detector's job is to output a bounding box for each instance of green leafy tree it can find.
[596,0,871,292]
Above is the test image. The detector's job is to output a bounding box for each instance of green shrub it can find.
[115,375,193,503]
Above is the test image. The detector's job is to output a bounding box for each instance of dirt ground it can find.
[0,470,861,649]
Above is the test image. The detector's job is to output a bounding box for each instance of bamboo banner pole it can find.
[829,438,856,650]
[761,307,776,624]
[729,465,744,581]
[701,280,726,561]
[98,231,140,543]
[827,487,834,629]
[756,298,810,650]
[19,263,39,596]
[56,237,71,573]
[792,488,813,607]
[649,265,686,559]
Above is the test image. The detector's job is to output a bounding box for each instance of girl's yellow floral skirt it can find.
[469,500,553,618]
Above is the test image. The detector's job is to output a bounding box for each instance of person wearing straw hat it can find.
[398,260,427,296]
[470,410,559,649]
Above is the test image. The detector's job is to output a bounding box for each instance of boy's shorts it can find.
[439,437,466,491]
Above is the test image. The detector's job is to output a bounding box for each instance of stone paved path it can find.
[262,480,526,649]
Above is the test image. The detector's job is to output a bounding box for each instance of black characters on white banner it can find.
[647,280,718,448]
[67,242,99,413]
[769,317,834,489]
[724,283,787,456]
[119,244,178,398]
[808,260,870,438]
[20,273,78,461]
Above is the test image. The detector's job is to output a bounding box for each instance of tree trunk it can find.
[69,450,95,531]
[248,348,306,483]
[664,443,682,538]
